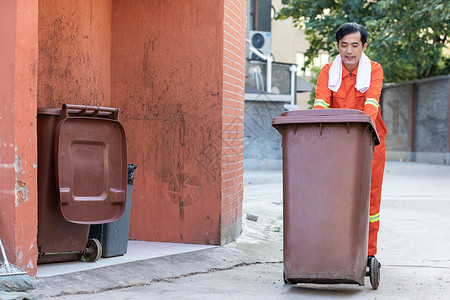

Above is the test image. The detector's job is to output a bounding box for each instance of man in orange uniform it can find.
[313,23,387,262]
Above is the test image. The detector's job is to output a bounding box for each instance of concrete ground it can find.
[23,161,450,299]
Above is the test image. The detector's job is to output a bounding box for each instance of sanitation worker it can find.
[313,22,387,264]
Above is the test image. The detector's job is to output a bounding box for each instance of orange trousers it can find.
[368,138,385,256]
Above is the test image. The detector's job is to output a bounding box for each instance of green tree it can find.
[277,0,450,82]
[307,66,321,108]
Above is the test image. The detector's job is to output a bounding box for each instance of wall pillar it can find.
[220,0,247,244]
[0,0,39,276]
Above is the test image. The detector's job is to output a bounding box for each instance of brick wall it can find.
[382,75,450,164]
[220,0,246,244]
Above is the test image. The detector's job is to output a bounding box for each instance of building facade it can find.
[0,0,247,276]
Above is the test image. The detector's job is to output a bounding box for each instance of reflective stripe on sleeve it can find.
[364,98,380,110]
[314,99,330,108]
[369,212,380,223]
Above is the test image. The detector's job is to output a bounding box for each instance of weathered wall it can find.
[414,78,448,154]
[1,1,246,278]
[244,101,285,170]
[380,84,411,152]
[0,0,18,268]
[38,0,111,108]
[382,75,450,164]
[0,0,39,275]
[111,0,246,244]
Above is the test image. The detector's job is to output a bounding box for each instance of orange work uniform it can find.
[314,60,387,256]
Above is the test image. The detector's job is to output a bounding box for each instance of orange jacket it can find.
[313,60,387,139]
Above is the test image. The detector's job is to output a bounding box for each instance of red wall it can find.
[38,0,111,108]
[38,0,238,246]
[1,0,246,276]
[111,0,225,244]
[0,0,39,275]
[0,0,19,269]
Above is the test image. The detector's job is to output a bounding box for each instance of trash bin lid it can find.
[55,116,127,224]
[272,109,380,145]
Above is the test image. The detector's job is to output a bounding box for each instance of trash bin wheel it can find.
[283,270,290,284]
[369,256,381,290]
[84,238,102,262]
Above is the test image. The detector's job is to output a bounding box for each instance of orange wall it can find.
[0,2,249,279]
[36,0,246,245]
[0,0,246,276]
[111,0,225,244]
[0,0,39,275]
[38,0,111,108]
[0,0,19,267]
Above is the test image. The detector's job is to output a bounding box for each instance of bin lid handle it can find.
[61,104,120,120]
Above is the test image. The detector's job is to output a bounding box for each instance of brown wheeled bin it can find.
[272,109,380,288]
[37,104,127,263]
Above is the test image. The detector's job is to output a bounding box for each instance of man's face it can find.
[336,31,367,70]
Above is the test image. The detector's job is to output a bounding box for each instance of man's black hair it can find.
[335,22,368,45]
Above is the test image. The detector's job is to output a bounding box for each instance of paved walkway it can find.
[27,161,450,299]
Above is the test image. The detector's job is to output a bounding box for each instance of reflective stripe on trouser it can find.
[368,138,386,256]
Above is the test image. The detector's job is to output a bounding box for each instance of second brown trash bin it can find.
[37,104,127,263]
[272,109,379,287]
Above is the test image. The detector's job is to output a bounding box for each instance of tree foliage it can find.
[276,0,450,82]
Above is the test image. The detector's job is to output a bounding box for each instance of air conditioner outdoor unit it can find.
[248,30,271,60]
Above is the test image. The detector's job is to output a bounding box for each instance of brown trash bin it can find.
[272,109,379,286]
[37,104,127,263]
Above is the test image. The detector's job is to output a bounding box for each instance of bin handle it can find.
[61,104,120,120]
[365,125,375,147]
